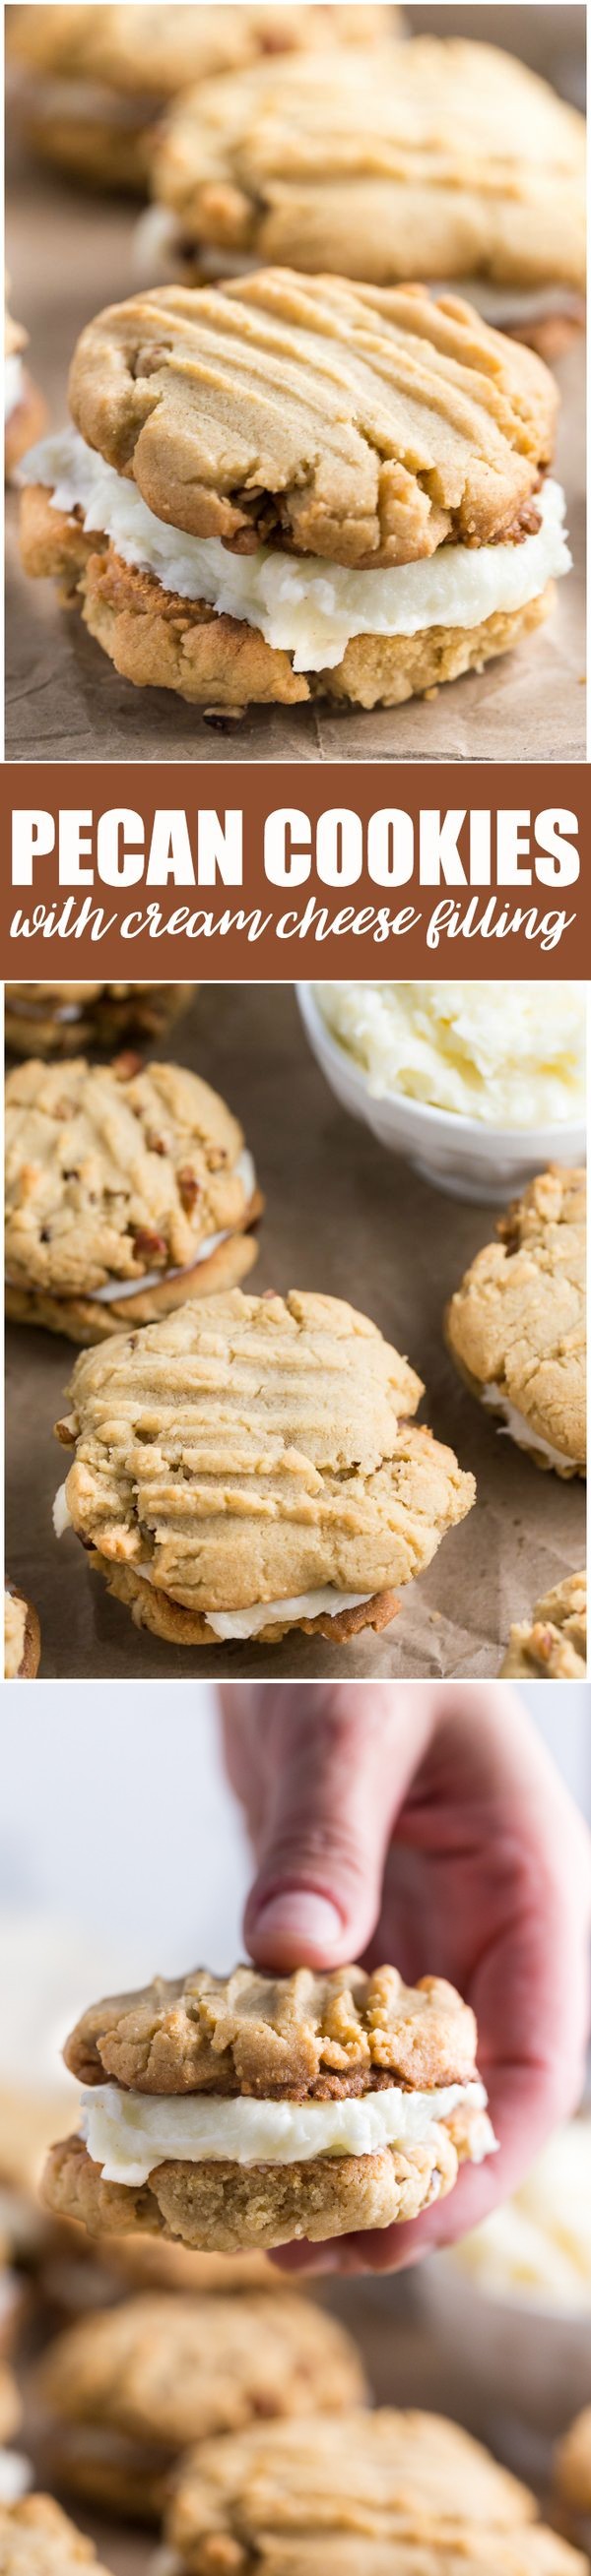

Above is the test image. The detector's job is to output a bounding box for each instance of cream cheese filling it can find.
[20,428,570,674]
[80,2077,493,2182]
[4,354,25,422]
[311,981,585,1127]
[132,213,585,328]
[482,1384,575,1471]
[202,1587,373,1639]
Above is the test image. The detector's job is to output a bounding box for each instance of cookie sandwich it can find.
[500,1570,586,1679]
[555,2409,591,2556]
[4,1585,40,1681]
[42,1961,496,2254]
[445,1167,586,1479]
[149,35,585,347]
[6,1055,262,1345]
[0,2496,111,2574]
[5,293,45,482]
[19,275,570,720]
[5,981,195,1059]
[38,2219,282,2319]
[32,2288,365,2520]
[7,6,395,195]
[164,2409,585,2576]
[51,1288,475,1644]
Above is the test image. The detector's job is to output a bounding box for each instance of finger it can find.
[242,1685,433,1969]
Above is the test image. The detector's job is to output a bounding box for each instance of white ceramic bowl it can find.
[296,986,586,1204]
[418,2250,591,2435]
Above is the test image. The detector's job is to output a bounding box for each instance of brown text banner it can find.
[1,765,589,978]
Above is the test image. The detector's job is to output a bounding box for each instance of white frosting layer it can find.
[4,354,25,422]
[204,1586,372,1640]
[81,2077,492,2183]
[133,203,259,285]
[313,982,585,1127]
[20,427,570,672]
[482,1385,574,1472]
[132,214,584,328]
[0,2454,32,2505]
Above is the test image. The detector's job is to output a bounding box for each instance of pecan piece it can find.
[112,1051,142,1081]
[177,1165,203,1216]
[132,1228,167,1265]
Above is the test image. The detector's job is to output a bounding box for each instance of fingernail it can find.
[250,1889,343,1960]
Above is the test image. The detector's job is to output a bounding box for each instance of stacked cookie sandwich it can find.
[6,1055,262,1342]
[164,2409,586,2575]
[7,4,396,194]
[149,35,585,345]
[43,1961,496,2252]
[446,1167,586,1478]
[4,1585,40,1681]
[32,2287,365,2520]
[19,274,570,719]
[5,981,195,1057]
[5,290,45,482]
[50,1288,475,1643]
[0,2496,112,2572]
[500,1570,586,1678]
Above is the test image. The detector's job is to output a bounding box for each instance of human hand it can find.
[219,1682,591,2275]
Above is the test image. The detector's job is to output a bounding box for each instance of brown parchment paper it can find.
[5,984,585,1682]
[5,141,586,764]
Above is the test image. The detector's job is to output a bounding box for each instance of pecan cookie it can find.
[5,295,45,482]
[6,1055,261,1344]
[39,2219,282,2317]
[42,1961,495,2254]
[5,982,195,1059]
[445,1168,586,1478]
[19,274,569,719]
[500,1569,586,1679]
[7,6,396,195]
[151,38,585,320]
[51,1287,474,1643]
[0,2496,111,2573]
[4,1586,40,1681]
[164,2411,586,2572]
[555,2409,591,2520]
[33,2287,365,2520]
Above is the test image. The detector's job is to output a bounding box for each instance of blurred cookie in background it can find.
[6,5,401,194]
[0,2495,112,2570]
[164,2407,586,2574]
[5,983,196,1059]
[145,33,585,350]
[32,2290,367,2520]
[4,1589,40,1683]
[5,291,45,481]
[500,1570,586,1677]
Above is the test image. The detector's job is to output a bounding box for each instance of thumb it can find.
[242,1684,431,1971]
